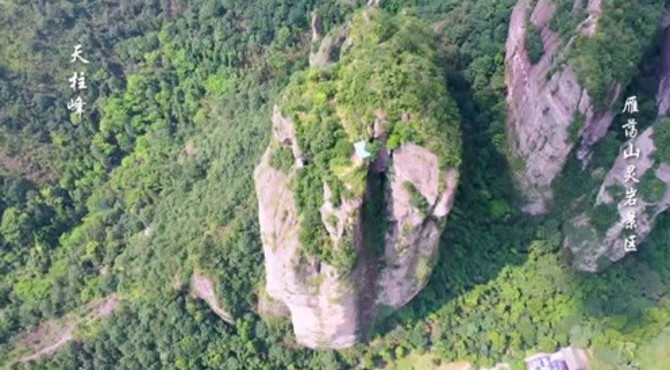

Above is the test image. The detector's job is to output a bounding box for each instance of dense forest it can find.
[1,0,670,369]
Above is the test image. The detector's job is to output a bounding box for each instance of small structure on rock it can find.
[354,140,372,160]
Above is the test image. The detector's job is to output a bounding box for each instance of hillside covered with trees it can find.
[1,0,670,369]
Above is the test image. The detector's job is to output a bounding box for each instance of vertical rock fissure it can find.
[355,170,386,339]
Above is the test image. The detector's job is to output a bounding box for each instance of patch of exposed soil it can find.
[15,294,120,364]
[0,147,57,184]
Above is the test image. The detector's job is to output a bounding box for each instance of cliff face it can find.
[505,0,669,271]
[255,109,459,348]
[564,127,670,272]
[564,22,670,272]
[254,9,462,348]
[377,144,458,308]
[505,0,617,214]
[254,110,360,348]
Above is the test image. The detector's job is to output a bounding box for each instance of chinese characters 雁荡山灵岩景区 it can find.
[621,96,640,253]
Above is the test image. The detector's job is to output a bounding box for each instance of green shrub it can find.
[639,169,667,204]
[548,0,585,39]
[278,8,462,269]
[569,112,585,143]
[570,0,664,109]
[404,181,430,216]
[525,24,544,64]
[269,147,294,173]
[590,202,619,236]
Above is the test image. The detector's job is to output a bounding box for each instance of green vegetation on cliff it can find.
[654,117,670,163]
[569,0,665,108]
[2,0,670,369]
[279,8,462,270]
[525,24,544,64]
[548,0,586,39]
[639,168,667,204]
[270,147,295,174]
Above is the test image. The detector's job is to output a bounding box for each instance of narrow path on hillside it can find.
[15,294,120,364]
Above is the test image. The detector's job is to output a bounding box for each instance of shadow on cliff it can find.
[372,66,539,336]
[553,26,670,314]
[553,30,670,354]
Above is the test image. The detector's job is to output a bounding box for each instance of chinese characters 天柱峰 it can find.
[621,96,641,253]
[67,44,89,119]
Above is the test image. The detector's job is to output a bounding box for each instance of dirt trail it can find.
[15,294,120,364]
[17,323,75,363]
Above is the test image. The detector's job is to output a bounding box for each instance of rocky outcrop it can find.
[505,0,618,214]
[255,111,360,348]
[190,270,234,324]
[309,25,348,68]
[377,144,458,308]
[564,21,670,271]
[580,0,602,38]
[310,11,322,42]
[255,109,459,347]
[13,294,120,364]
[255,8,461,348]
[658,24,670,116]
[565,126,670,272]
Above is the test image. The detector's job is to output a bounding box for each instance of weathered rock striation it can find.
[376,144,458,308]
[505,0,618,214]
[254,9,461,348]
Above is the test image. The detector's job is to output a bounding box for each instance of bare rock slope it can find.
[505,0,618,214]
